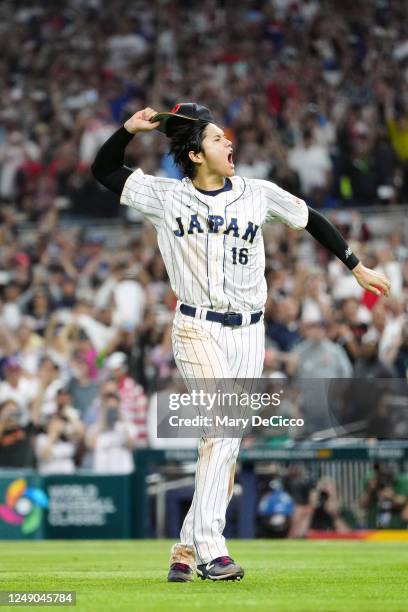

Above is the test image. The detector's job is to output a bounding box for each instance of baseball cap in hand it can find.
[151,103,214,136]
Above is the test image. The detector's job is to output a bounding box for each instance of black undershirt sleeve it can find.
[91,126,134,195]
[305,207,360,271]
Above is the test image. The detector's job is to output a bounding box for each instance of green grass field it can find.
[1,540,407,612]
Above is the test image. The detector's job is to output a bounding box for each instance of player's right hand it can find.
[352,262,391,297]
[124,107,160,134]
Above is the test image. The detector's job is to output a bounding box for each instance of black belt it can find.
[180,303,262,327]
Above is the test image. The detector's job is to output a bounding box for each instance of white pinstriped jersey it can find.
[120,170,308,312]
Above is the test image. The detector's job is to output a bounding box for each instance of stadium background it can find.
[0,0,408,555]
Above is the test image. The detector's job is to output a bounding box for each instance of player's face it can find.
[199,123,234,178]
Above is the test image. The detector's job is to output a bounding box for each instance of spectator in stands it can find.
[35,412,82,475]
[148,323,175,382]
[1,282,22,331]
[15,316,44,375]
[102,324,138,374]
[288,128,332,205]
[368,300,405,365]
[353,330,397,378]
[104,352,148,447]
[26,288,54,337]
[54,276,78,309]
[336,121,381,206]
[297,271,332,324]
[66,350,99,417]
[262,348,288,379]
[266,297,300,352]
[0,399,39,468]
[86,391,137,474]
[111,263,146,331]
[55,387,82,423]
[0,356,38,421]
[31,356,66,423]
[291,322,353,432]
[83,379,121,427]
[292,321,353,379]
[329,297,369,363]
[135,310,175,391]
[43,312,76,373]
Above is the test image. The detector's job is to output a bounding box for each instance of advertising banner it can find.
[0,471,132,539]
[43,473,132,539]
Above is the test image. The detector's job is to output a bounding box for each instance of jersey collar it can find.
[183,175,246,206]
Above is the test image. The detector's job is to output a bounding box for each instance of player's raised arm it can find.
[304,207,391,297]
[91,107,160,195]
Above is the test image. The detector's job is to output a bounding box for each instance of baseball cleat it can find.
[167,562,194,582]
[196,556,244,581]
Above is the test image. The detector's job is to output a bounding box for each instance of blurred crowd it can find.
[1,206,408,470]
[0,215,173,471]
[1,0,408,214]
[0,0,408,476]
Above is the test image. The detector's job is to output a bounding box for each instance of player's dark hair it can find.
[168,120,208,179]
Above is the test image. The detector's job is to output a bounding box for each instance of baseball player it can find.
[91,104,391,582]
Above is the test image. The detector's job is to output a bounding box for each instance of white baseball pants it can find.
[170,308,265,564]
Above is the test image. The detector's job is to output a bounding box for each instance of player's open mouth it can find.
[228,152,234,168]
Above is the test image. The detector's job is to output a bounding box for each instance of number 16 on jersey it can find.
[231,247,248,265]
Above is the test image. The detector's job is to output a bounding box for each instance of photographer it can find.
[257,476,294,538]
[288,474,349,536]
[86,392,137,474]
[360,463,407,528]
[0,399,39,468]
[309,477,349,532]
[34,408,83,475]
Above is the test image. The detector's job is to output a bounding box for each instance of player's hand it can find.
[124,107,160,134]
[352,262,391,297]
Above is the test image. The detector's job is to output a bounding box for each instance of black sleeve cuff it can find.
[345,252,359,271]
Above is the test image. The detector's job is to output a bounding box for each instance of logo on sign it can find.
[0,479,48,534]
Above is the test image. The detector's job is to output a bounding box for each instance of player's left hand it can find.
[352,262,391,297]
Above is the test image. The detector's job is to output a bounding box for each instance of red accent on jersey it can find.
[171,103,181,114]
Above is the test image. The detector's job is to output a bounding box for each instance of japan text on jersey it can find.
[120,170,308,312]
